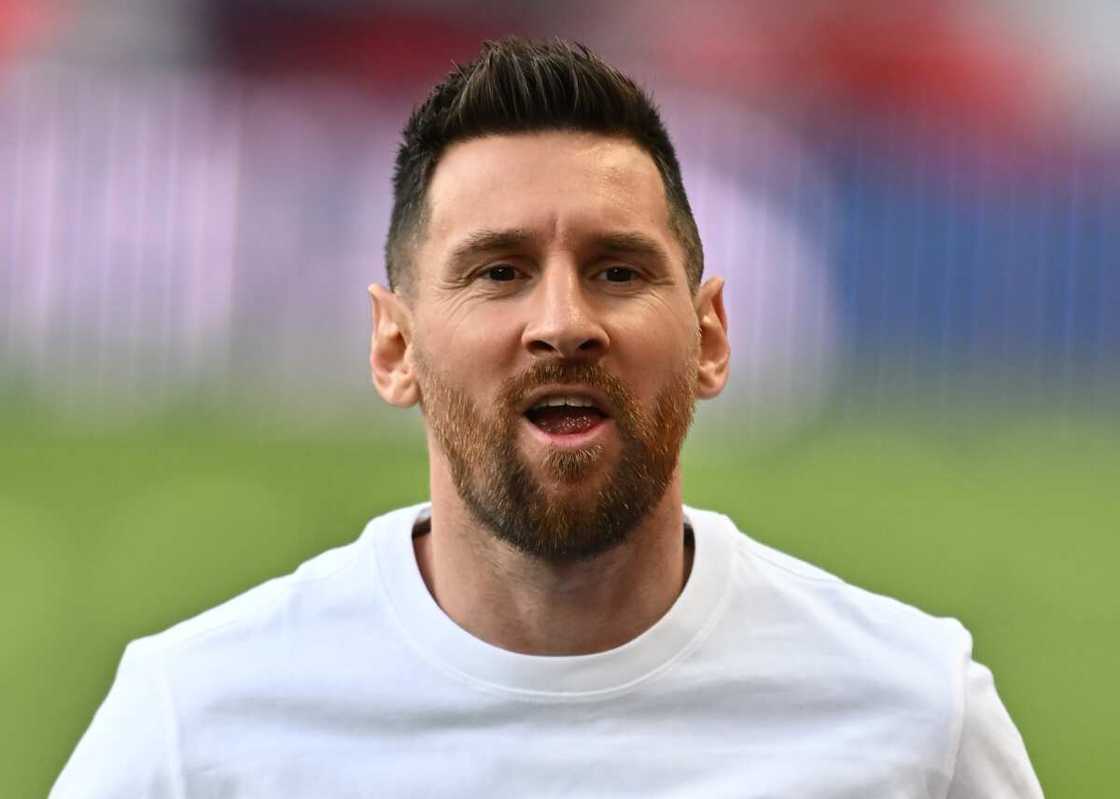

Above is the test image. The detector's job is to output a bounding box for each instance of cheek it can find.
[422,298,520,349]
[417,334,514,417]
[613,314,696,386]
[418,303,515,370]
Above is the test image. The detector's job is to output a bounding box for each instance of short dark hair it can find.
[385,37,703,295]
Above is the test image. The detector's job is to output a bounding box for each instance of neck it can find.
[415,464,693,656]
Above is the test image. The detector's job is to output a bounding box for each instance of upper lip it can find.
[520,385,612,417]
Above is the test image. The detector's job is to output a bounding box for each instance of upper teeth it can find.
[532,396,596,410]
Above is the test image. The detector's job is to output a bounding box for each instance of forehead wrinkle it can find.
[422,134,680,282]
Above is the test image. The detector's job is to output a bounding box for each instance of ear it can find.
[369,283,420,407]
[694,277,730,400]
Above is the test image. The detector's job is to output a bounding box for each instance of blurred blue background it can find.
[2,1,1117,796]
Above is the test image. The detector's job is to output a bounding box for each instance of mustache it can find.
[499,361,635,419]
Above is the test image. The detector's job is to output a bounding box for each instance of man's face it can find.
[405,131,705,561]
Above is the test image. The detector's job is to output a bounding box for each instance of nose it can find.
[521,264,609,361]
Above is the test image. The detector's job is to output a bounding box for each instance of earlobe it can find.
[694,277,730,400]
[369,284,420,407]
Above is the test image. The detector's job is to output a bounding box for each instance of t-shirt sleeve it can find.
[945,658,1043,799]
[50,641,183,799]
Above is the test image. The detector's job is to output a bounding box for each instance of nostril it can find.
[528,339,559,355]
[524,332,608,359]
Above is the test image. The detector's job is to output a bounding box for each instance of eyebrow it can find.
[591,231,670,262]
[446,228,670,272]
[447,228,537,273]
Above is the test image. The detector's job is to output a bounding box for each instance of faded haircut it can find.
[385,37,703,295]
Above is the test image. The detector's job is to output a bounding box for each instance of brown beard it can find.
[413,353,696,562]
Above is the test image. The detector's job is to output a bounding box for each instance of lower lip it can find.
[522,416,614,449]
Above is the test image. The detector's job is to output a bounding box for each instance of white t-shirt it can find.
[52,504,1043,798]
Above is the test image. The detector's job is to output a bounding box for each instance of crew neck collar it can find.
[368,503,736,699]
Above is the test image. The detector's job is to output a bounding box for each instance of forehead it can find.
[419,131,676,264]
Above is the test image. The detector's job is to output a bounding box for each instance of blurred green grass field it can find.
[3,403,1117,797]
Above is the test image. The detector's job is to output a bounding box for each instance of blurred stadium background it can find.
[2,1,1117,795]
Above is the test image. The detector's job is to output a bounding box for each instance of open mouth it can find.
[524,395,609,437]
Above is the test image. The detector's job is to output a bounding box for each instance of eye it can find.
[482,264,520,282]
[597,266,639,283]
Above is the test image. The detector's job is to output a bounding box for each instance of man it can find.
[53,38,1042,797]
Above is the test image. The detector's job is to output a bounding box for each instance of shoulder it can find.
[133,503,422,661]
[51,505,424,796]
[688,506,972,738]
[145,537,362,651]
[738,525,973,695]
[682,507,1040,795]
[693,506,971,656]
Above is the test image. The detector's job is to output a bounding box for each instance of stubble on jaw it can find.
[412,348,697,563]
